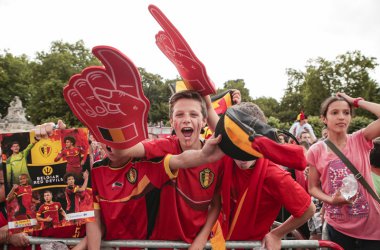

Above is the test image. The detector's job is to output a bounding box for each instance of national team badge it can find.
[199,168,214,189]
[126,167,138,184]
[39,143,52,158]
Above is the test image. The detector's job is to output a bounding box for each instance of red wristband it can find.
[353,97,364,108]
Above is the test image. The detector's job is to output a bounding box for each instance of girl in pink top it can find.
[307,93,380,250]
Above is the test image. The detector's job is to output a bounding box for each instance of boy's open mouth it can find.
[181,127,194,138]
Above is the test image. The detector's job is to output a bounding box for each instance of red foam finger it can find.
[149,5,216,96]
[64,46,150,149]
[73,78,107,116]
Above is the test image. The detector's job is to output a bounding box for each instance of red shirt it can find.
[15,185,33,216]
[221,157,311,240]
[91,157,175,242]
[142,137,225,243]
[37,202,62,226]
[55,147,84,168]
[0,210,7,227]
[65,186,93,214]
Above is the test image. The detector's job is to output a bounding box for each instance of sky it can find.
[1,0,380,101]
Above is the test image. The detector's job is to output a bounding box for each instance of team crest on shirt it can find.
[39,143,52,158]
[126,167,138,184]
[199,168,214,189]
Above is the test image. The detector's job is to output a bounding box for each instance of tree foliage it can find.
[139,68,172,124]
[1,41,379,135]
[0,52,33,117]
[253,97,280,119]
[218,79,253,102]
[281,51,379,122]
[27,40,101,126]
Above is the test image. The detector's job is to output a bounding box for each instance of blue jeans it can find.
[327,223,380,250]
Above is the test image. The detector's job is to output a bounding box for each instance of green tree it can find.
[334,51,379,118]
[0,52,32,117]
[254,97,280,118]
[218,79,252,102]
[278,69,304,122]
[281,51,379,121]
[140,68,173,124]
[27,40,100,126]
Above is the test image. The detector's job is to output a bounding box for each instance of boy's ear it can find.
[169,118,174,128]
[201,117,207,127]
[320,115,327,125]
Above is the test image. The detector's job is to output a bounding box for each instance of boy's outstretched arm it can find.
[262,201,316,250]
[168,135,224,170]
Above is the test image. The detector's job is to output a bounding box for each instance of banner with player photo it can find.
[0,128,95,234]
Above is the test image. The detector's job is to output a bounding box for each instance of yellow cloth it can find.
[210,221,226,250]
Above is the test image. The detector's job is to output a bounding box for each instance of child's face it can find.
[322,100,351,134]
[11,143,20,153]
[234,159,257,170]
[0,171,5,203]
[44,192,52,202]
[66,176,75,187]
[170,99,206,150]
[19,175,28,185]
[65,140,73,148]
[300,132,311,143]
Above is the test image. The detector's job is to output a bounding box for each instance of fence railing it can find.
[3,238,343,250]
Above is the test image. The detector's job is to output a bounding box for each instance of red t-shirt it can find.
[65,185,84,213]
[142,137,225,243]
[0,210,7,227]
[37,202,62,227]
[56,147,84,169]
[91,157,175,242]
[14,185,33,217]
[222,157,311,240]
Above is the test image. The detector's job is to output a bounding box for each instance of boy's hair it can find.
[19,173,29,179]
[64,136,76,145]
[370,138,380,168]
[63,172,77,183]
[230,102,267,123]
[11,141,20,147]
[44,190,52,195]
[169,90,207,119]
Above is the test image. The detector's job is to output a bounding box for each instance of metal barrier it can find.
[3,238,343,250]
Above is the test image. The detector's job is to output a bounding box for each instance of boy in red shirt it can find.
[36,190,67,229]
[200,101,315,249]
[112,90,225,249]
[6,174,38,220]
[55,136,85,175]
[64,170,90,214]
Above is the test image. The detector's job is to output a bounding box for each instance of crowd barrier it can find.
[3,238,343,250]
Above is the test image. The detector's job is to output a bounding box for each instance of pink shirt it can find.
[307,130,380,240]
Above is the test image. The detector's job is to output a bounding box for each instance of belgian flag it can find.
[211,90,233,115]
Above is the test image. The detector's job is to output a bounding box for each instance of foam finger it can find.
[149,5,193,57]
[64,86,96,120]
[73,77,107,115]
[92,46,141,98]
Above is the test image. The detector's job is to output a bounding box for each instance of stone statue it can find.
[0,96,34,132]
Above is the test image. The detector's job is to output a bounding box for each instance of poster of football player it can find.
[0,128,94,234]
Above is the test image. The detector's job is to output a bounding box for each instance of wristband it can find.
[353,97,364,108]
